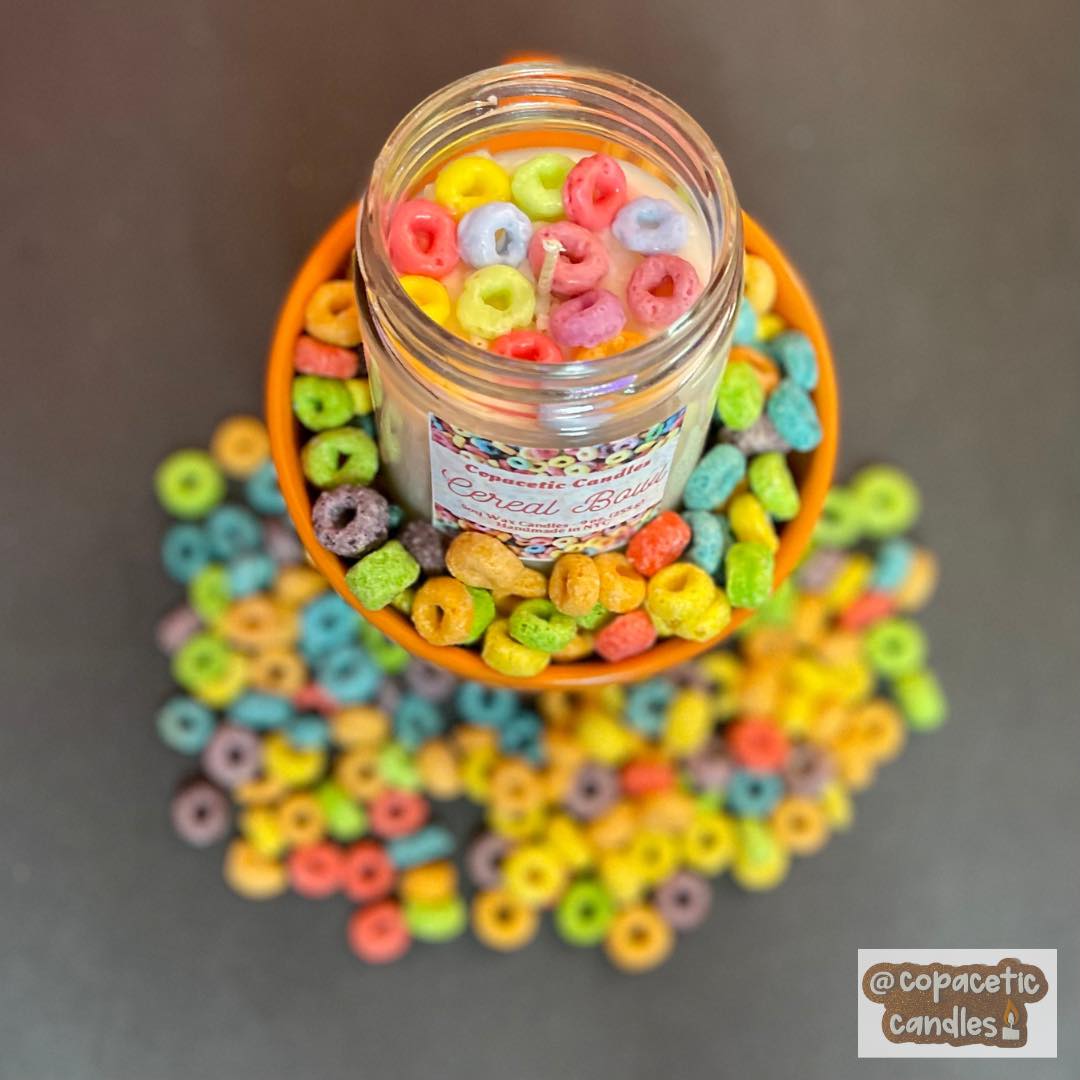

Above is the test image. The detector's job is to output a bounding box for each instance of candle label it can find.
[428,409,686,559]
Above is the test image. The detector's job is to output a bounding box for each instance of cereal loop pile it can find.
[154,420,944,971]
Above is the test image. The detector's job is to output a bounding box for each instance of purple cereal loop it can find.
[721,414,791,455]
[466,831,510,889]
[376,680,402,715]
[798,547,847,594]
[311,485,389,557]
[156,605,202,655]
[527,221,609,298]
[627,254,703,327]
[564,762,620,820]
[264,519,304,565]
[550,289,626,349]
[403,659,458,702]
[399,520,447,576]
[783,743,834,797]
[170,779,231,847]
[654,870,712,931]
[685,738,733,792]
[201,724,262,789]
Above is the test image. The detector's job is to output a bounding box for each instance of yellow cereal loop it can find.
[729,492,779,552]
[240,806,287,859]
[645,563,716,631]
[545,815,594,872]
[577,707,639,765]
[682,810,736,875]
[503,844,566,907]
[628,830,679,885]
[481,619,550,678]
[488,804,547,842]
[304,279,362,347]
[599,850,646,906]
[770,796,828,856]
[192,654,249,708]
[587,803,638,853]
[334,744,383,801]
[675,590,732,643]
[489,759,545,816]
[210,415,270,479]
[398,275,451,326]
[819,781,854,831]
[460,746,497,802]
[472,888,538,952]
[277,791,326,847]
[263,732,326,788]
[824,554,873,612]
[731,822,790,891]
[400,860,457,906]
[223,839,288,901]
[248,647,307,696]
[234,775,287,807]
[330,705,390,749]
[434,156,511,218]
[743,253,778,314]
[696,651,743,718]
[416,740,462,800]
[274,564,328,608]
[552,629,595,661]
[662,688,711,756]
[604,905,673,973]
[756,311,786,341]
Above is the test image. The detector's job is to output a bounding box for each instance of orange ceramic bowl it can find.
[267,207,838,689]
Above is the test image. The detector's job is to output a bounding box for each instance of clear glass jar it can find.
[355,61,742,561]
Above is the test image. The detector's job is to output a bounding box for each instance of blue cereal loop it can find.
[726,770,784,818]
[766,379,823,452]
[733,297,758,345]
[457,201,533,268]
[244,460,286,516]
[611,197,688,254]
[683,444,747,511]
[315,645,379,704]
[499,710,543,762]
[230,691,294,730]
[393,693,445,749]
[227,552,275,597]
[766,330,819,391]
[626,679,675,736]
[683,510,727,575]
[161,523,211,584]
[286,713,331,749]
[388,825,455,869]
[455,682,519,727]
[205,505,263,561]
[156,696,215,754]
[301,592,361,659]
[872,538,915,591]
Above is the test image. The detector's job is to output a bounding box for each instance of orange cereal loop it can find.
[852,700,906,763]
[330,705,389,748]
[770,796,828,856]
[274,564,327,608]
[400,860,457,905]
[549,553,601,617]
[248,647,307,696]
[221,596,297,652]
[553,629,594,662]
[411,577,475,646]
[210,415,270,479]
[416,740,462,799]
[277,791,326,847]
[489,759,545,816]
[603,904,673,973]
[472,888,539,952]
[223,839,287,901]
[730,345,780,393]
[445,532,525,591]
[511,567,548,599]
[573,329,646,361]
[334,745,383,801]
[304,279,362,347]
[234,775,287,807]
[593,552,646,614]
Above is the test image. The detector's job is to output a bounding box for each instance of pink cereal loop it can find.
[627,254,703,327]
[562,154,628,231]
[387,199,459,278]
[528,222,610,299]
[550,288,627,350]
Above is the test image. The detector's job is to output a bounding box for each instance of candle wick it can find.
[534,236,563,333]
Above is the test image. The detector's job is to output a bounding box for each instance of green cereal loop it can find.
[316,781,368,841]
[378,743,421,791]
[301,426,379,488]
[291,374,354,432]
[456,266,536,340]
[864,617,927,679]
[464,587,496,644]
[894,668,947,731]
[716,360,765,431]
[188,563,230,623]
[405,896,468,943]
[510,152,575,221]
[813,487,862,548]
[555,879,615,947]
[724,542,774,609]
[344,541,419,610]
[852,465,921,539]
[154,449,226,520]
[576,602,609,631]
[171,632,230,691]
[508,598,577,653]
[748,452,800,521]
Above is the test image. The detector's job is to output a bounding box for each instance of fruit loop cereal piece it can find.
[716,360,765,431]
[171,780,231,847]
[549,288,626,349]
[508,599,577,654]
[456,265,536,340]
[490,330,562,364]
[342,840,396,903]
[388,199,460,279]
[481,619,550,677]
[510,153,575,221]
[676,591,732,642]
[645,563,716,630]
[612,197,688,255]
[683,444,746,512]
[813,488,862,548]
[722,414,790,456]
[288,841,344,899]
[573,329,646,361]
[398,275,451,327]
[311,486,388,558]
[548,554,601,617]
[397,520,446,577]
[749,452,800,521]
[727,719,790,770]
[852,465,921,538]
[434,156,511,219]
[770,796,828,856]
[458,201,533,268]
[894,549,939,612]
[473,888,539,951]
[155,449,226,520]
[594,609,658,663]
[725,542,775,609]
[528,222,609,298]
[594,552,647,613]
[767,330,818,391]
[345,541,420,611]
[725,770,783,818]
[626,511,692,576]
[682,510,727,575]
[729,493,779,553]
[302,427,379,488]
[293,334,359,380]
[766,379,822,452]
[411,577,474,646]
[446,531,525,591]
[555,879,615,946]
[161,523,210,584]
[654,870,712,931]
[369,789,429,838]
[224,839,288,901]
[348,899,411,964]
[210,415,271,478]
[304,280,362,348]
[563,153,627,231]
[604,904,673,973]
[742,254,778,315]
[503,844,567,907]
[245,461,286,516]
[291,374,354,431]
[627,254,703,327]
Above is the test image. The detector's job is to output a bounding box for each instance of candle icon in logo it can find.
[1002,998,1021,1042]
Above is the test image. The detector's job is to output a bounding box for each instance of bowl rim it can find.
[267,207,839,689]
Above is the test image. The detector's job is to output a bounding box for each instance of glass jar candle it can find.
[355,62,742,561]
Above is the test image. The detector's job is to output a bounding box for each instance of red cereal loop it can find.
[838,591,896,631]
[341,839,396,903]
[490,330,563,364]
[626,511,692,576]
[293,334,359,379]
[595,609,658,663]
[369,789,430,839]
[293,683,340,714]
[562,154,628,231]
[288,841,345,899]
[620,759,676,797]
[626,254,703,327]
[347,899,411,964]
[726,718,791,771]
[387,199,460,278]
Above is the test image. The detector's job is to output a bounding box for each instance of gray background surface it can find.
[2,2,1078,1078]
